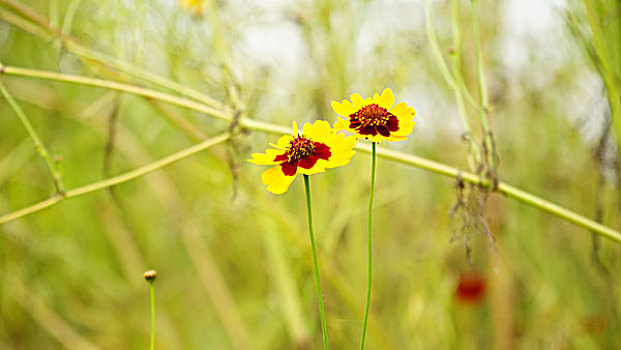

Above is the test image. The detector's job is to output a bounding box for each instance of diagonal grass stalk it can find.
[359,142,376,350]
[425,0,479,111]
[0,81,65,194]
[449,0,482,168]
[470,0,496,170]
[302,175,330,350]
[0,133,231,224]
[0,65,232,121]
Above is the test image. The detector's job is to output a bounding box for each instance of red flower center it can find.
[287,136,315,162]
[273,135,331,176]
[349,104,399,137]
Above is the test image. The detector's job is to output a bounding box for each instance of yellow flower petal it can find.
[379,88,395,109]
[292,121,299,136]
[297,161,327,175]
[350,93,365,108]
[372,93,381,104]
[390,104,415,138]
[333,118,351,132]
[276,135,292,149]
[384,134,408,142]
[304,120,332,142]
[366,134,384,143]
[261,166,297,194]
[247,149,284,165]
[327,133,357,151]
[325,151,355,168]
[390,102,416,120]
[331,100,357,117]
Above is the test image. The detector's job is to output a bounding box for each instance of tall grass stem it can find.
[0,133,231,224]
[449,0,482,168]
[470,0,496,170]
[302,175,329,350]
[0,81,65,193]
[149,281,155,350]
[360,142,376,350]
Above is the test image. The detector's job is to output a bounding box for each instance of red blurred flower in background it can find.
[455,271,486,304]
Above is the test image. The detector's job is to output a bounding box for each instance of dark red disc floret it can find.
[349,103,399,137]
[273,136,331,176]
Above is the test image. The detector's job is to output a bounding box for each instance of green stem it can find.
[0,0,52,32]
[149,281,155,350]
[470,0,495,169]
[302,175,329,350]
[449,0,482,168]
[425,0,479,110]
[360,142,376,350]
[0,81,65,194]
[0,65,232,121]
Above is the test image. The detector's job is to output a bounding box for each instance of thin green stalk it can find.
[450,0,482,168]
[0,0,52,32]
[67,45,229,112]
[0,133,230,224]
[0,8,53,40]
[60,0,83,37]
[149,281,155,350]
[581,0,621,149]
[302,175,329,350]
[470,0,495,169]
[470,0,489,110]
[143,270,157,350]
[0,64,290,135]
[0,81,65,193]
[360,142,376,350]
[0,65,232,121]
[425,0,479,110]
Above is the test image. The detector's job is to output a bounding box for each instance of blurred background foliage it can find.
[0,0,620,349]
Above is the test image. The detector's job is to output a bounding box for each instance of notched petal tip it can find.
[350,93,364,108]
[372,93,381,104]
[380,88,395,108]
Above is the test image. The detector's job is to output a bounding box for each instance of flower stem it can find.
[149,281,155,350]
[360,142,376,350]
[302,175,329,350]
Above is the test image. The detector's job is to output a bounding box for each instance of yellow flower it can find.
[331,88,416,142]
[178,0,203,16]
[248,120,357,194]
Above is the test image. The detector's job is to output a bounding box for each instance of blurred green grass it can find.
[0,0,620,349]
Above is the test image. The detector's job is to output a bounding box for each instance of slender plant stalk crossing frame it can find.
[0,65,619,244]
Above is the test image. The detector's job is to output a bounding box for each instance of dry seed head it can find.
[143,270,157,282]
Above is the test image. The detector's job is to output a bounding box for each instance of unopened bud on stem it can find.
[144,270,157,283]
